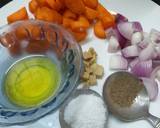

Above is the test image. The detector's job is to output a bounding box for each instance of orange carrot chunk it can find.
[29,0,39,13]
[36,0,48,6]
[62,17,74,28]
[97,3,115,29]
[15,26,29,40]
[71,16,90,32]
[94,20,106,39]
[64,0,85,14]
[46,0,63,11]
[35,7,62,24]
[63,9,77,20]
[72,31,87,42]
[7,7,29,24]
[85,7,98,21]
[83,0,98,9]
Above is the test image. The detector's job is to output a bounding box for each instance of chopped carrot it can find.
[64,0,85,14]
[35,7,62,24]
[62,17,74,28]
[46,0,63,11]
[97,3,115,29]
[15,26,29,40]
[26,40,50,53]
[85,7,98,21]
[94,20,106,39]
[59,0,65,5]
[101,16,115,29]
[7,7,28,24]
[72,31,87,42]
[36,0,48,6]
[71,15,90,32]
[43,25,57,43]
[26,24,42,40]
[63,9,77,20]
[78,15,90,27]
[29,0,39,13]
[83,0,98,9]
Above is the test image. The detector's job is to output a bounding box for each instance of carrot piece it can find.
[64,0,85,14]
[36,0,48,6]
[62,17,74,28]
[26,24,42,40]
[26,40,50,53]
[72,31,87,42]
[71,16,90,32]
[46,0,63,11]
[63,9,77,20]
[35,7,62,24]
[42,25,57,44]
[15,26,29,40]
[29,0,38,13]
[94,20,106,39]
[7,7,29,24]
[85,7,98,21]
[78,15,90,27]
[97,4,115,29]
[101,16,115,29]
[83,0,98,9]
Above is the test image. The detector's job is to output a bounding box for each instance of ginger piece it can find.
[95,64,104,78]
[88,74,97,85]
[82,72,90,80]
[83,51,92,60]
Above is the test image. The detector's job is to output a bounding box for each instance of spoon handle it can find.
[146,113,160,128]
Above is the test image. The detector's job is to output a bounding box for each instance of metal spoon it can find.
[103,71,160,128]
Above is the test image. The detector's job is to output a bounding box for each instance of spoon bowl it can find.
[103,71,160,128]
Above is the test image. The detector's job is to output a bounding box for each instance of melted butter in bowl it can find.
[3,55,61,108]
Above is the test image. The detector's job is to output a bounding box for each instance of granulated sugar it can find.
[64,94,107,128]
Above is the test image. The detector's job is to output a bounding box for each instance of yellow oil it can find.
[4,56,61,108]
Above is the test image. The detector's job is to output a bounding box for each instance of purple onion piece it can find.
[115,13,128,23]
[131,60,153,77]
[106,27,128,49]
[132,21,143,32]
[140,77,158,101]
[109,55,128,70]
[149,28,160,43]
[117,21,143,40]
[122,45,140,58]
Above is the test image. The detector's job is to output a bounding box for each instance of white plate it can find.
[0,0,160,128]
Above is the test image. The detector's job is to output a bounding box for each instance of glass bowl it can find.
[0,20,83,126]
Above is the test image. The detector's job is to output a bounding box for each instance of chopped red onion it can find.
[132,22,143,32]
[109,55,128,70]
[138,38,151,50]
[122,45,140,58]
[139,43,156,61]
[149,28,160,43]
[131,32,143,45]
[131,60,152,77]
[129,58,140,68]
[106,27,127,49]
[115,13,128,23]
[150,66,160,81]
[117,21,143,40]
[108,36,120,53]
[141,77,158,101]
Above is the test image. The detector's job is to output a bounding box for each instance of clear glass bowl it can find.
[0,20,83,126]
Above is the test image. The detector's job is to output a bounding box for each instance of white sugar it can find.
[64,94,107,128]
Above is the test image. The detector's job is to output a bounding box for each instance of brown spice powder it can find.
[107,72,143,107]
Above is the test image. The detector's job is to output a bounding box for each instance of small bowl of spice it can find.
[59,89,108,128]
